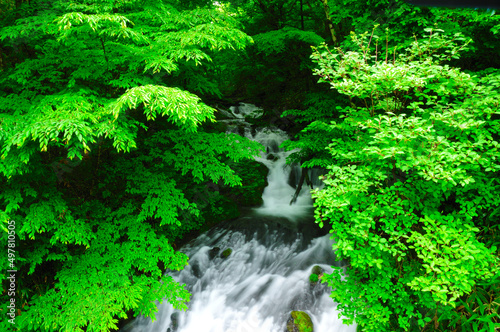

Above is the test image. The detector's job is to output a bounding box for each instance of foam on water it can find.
[122,104,355,332]
[248,127,313,221]
[124,229,354,332]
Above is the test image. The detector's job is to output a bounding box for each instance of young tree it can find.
[0,0,260,331]
[282,2,499,173]
[311,29,500,331]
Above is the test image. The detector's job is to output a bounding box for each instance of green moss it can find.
[309,273,319,284]
[221,248,232,258]
[311,265,322,275]
[287,311,313,332]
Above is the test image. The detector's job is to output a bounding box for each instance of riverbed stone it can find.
[190,263,202,279]
[286,311,314,332]
[220,248,232,258]
[266,153,279,162]
[311,265,322,275]
[309,266,323,286]
[167,312,179,332]
[208,247,220,260]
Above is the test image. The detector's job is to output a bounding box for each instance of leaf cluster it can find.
[0,0,259,331]
[311,29,500,331]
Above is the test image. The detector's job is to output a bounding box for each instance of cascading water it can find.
[122,104,355,332]
[252,128,313,221]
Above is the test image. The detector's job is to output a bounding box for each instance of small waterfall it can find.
[229,103,263,119]
[223,103,316,220]
[122,104,355,332]
[250,127,313,221]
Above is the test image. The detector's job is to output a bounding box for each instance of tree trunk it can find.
[290,168,313,205]
[319,0,337,43]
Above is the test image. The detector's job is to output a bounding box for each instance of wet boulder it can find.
[190,263,202,279]
[266,153,279,162]
[311,265,323,275]
[167,312,179,332]
[208,247,220,260]
[309,273,319,286]
[309,266,323,286]
[286,311,314,332]
[220,248,232,259]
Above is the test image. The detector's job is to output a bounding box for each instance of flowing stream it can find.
[123,104,355,332]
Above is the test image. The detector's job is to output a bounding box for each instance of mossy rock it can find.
[221,159,268,206]
[309,266,323,286]
[309,273,319,285]
[220,248,232,258]
[311,265,323,275]
[266,153,279,162]
[200,194,240,233]
[286,311,313,332]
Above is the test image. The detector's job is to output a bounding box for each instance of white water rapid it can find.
[252,127,313,221]
[122,104,356,332]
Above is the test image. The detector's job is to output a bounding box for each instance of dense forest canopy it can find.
[0,0,499,331]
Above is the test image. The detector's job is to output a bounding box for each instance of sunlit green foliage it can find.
[0,0,259,331]
[1,0,500,331]
[311,28,500,331]
[326,0,500,69]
